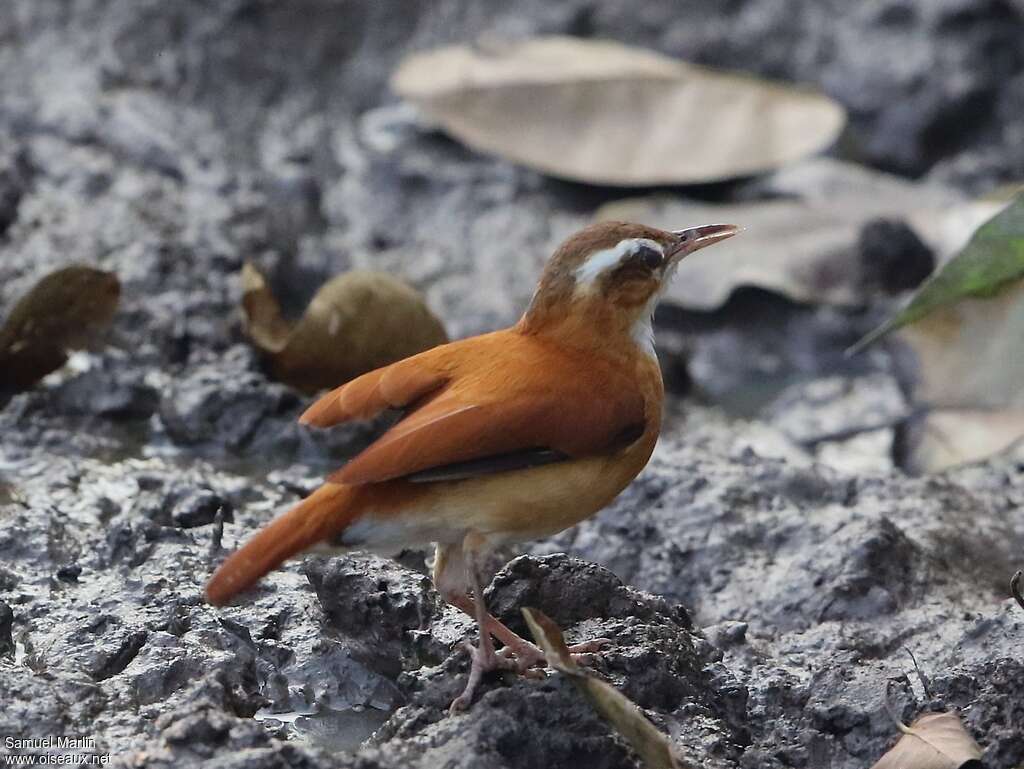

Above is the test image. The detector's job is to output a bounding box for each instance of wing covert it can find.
[300,351,449,427]
[328,334,649,485]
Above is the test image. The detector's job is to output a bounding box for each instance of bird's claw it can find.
[449,640,517,714]
[496,636,612,672]
[567,637,612,656]
[564,636,613,666]
[449,636,612,712]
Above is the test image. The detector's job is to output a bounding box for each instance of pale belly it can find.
[342,444,653,551]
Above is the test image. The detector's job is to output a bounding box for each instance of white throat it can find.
[631,297,658,359]
[631,257,680,359]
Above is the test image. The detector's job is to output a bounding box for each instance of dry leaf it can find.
[901,280,1024,411]
[241,262,447,393]
[240,263,292,353]
[392,36,845,186]
[900,408,1024,474]
[522,608,684,769]
[596,193,999,311]
[870,712,982,769]
[521,607,580,673]
[0,265,120,392]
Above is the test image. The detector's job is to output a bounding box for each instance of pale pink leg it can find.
[447,544,516,712]
[433,541,610,705]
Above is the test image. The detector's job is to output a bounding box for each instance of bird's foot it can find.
[497,636,612,672]
[449,639,517,713]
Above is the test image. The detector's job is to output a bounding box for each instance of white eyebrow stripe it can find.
[573,238,663,285]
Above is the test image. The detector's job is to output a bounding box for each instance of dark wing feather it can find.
[405,448,569,482]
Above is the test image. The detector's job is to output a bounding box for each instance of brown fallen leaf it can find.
[392,36,845,186]
[240,262,292,354]
[522,608,684,769]
[241,262,447,393]
[870,712,983,769]
[900,408,1024,475]
[900,280,1024,412]
[0,265,120,392]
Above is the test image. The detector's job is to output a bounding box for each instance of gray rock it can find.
[765,373,909,446]
[306,552,463,674]
[170,489,234,530]
[52,361,160,420]
[485,553,693,635]
[158,349,300,450]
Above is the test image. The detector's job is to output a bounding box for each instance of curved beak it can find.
[668,223,739,261]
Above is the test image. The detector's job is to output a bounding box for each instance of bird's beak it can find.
[668,223,739,261]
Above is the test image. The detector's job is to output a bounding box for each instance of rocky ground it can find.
[0,1,1022,767]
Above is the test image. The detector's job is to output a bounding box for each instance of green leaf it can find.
[850,192,1024,354]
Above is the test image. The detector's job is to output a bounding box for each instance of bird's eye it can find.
[636,245,663,270]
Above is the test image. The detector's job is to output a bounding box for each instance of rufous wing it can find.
[300,350,450,427]
[328,337,648,485]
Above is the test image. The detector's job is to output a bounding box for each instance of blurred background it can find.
[2,0,1022,471]
[1,2,1023,768]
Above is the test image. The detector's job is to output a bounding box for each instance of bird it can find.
[205,220,737,710]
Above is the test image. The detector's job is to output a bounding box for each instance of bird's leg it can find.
[448,543,517,712]
[433,542,609,681]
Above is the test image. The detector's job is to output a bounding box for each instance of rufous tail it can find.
[205,482,360,606]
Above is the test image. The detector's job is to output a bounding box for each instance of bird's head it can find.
[519,221,737,350]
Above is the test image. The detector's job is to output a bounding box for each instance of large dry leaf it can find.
[241,263,447,393]
[392,36,845,186]
[522,608,684,769]
[596,194,999,311]
[870,712,982,769]
[0,265,120,392]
